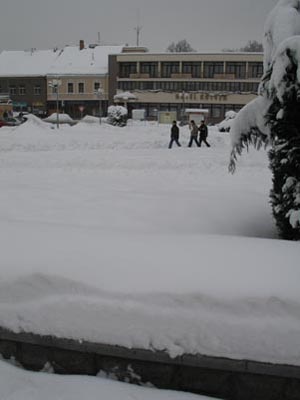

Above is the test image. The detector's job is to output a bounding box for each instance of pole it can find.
[180,91,185,126]
[99,97,102,125]
[56,86,59,129]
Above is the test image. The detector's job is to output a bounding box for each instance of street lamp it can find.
[48,78,62,129]
[94,86,104,125]
[179,91,189,126]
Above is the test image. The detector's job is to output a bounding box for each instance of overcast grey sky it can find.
[0,0,277,52]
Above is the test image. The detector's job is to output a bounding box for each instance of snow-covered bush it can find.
[107,105,128,127]
[217,110,237,132]
[230,0,300,240]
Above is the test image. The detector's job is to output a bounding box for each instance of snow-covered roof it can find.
[185,108,209,113]
[48,45,124,76]
[0,45,124,77]
[0,49,60,77]
[114,91,138,100]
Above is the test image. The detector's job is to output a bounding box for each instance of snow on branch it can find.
[229,97,272,173]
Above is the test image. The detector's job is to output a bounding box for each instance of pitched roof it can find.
[0,45,124,77]
[0,49,60,77]
[48,45,124,76]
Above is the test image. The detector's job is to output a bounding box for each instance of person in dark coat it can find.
[188,120,200,147]
[198,120,211,147]
[168,120,181,148]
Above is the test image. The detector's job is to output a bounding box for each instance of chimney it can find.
[79,40,85,50]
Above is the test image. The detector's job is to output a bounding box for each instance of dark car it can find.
[4,117,22,126]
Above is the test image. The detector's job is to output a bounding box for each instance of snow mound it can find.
[44,113,74,124]
[80,115,101,124]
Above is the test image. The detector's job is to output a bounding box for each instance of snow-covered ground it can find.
[0,358,214,400]
[0,118,300,369]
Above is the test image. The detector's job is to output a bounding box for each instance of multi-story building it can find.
[0,42,124,119]
[47,41,124,118]
[109,52,263,123]
[0,49,60,116]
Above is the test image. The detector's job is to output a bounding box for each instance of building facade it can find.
[109,52,263,123]
[46,43,124,119]
[0,76,48,116]
[0,49,60,116]
[47,75,109,119]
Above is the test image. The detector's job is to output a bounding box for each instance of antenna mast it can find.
[134,9,142,47]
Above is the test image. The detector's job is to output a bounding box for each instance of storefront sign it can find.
[175,93,228,102]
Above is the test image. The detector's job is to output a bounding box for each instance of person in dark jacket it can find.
[168,120,181,148]
[188,120,200,147]
[198,120,211,147]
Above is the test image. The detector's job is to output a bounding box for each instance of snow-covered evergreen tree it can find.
[107,105,128,127]
[230,0,300,240]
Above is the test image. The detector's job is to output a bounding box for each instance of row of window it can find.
[0,85,42,96]
[0,82,103,96]
[53,81,101,95]
[119,62,263,79]
[118,81,260,93]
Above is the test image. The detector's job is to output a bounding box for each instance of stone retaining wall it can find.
[0,327,300,400]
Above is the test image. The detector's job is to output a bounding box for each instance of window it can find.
[34,85,41,95]
[78,82,85,93]
[9,86,17,95]
[19,86,26,95]
[139,81,155,90]
[140,62,158,78]
[203,62,224,78]
[226,62,246,79]
[212,105,222,118]
[94,82,100,91]
[182,62,202,78]
[161,62,180,78]
[118,81,135,91]
[68,82,74,93]
[119,62,137,78]
[248,62,263,78]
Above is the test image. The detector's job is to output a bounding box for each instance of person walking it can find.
[198,120,211,147]
[168,120,181,148]
[188,120,200,147]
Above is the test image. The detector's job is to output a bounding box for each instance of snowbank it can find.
[0,360,212,400]
[44,113,74,124]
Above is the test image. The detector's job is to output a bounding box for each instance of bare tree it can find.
[223,40,263,53]
[240,40,263,52]
[166,39,195,53]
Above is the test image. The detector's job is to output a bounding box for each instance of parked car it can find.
[4,117,23,126]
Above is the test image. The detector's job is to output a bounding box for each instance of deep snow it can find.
[0,119,299,367]
[0,359,214,400]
